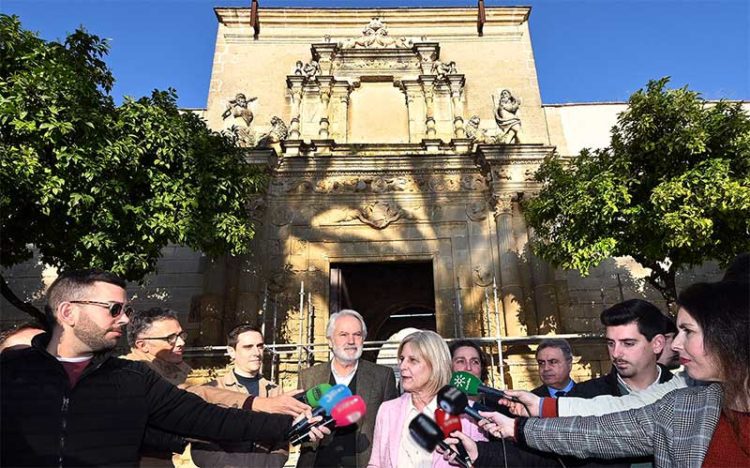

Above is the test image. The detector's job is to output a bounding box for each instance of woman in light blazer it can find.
[368,330,487,468]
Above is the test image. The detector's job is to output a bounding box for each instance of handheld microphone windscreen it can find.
[435,408,472,466]
[434,408,462,437]
[450,371,481,396]
[408,414,470,468]
[330,395,367,427]
[408,414,442,452]
[291,395,367,446]
[294,383,333,407]
[451,371,509,400]
[286,385,352,438]
[437,385,483,422]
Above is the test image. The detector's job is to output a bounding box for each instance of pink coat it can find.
[367,393,488,468]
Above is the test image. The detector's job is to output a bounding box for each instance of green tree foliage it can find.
[0,15,266,320]
[524,78,750,305]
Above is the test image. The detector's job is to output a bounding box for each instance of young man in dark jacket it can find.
[0,269,327,467]
[568,299,674,399]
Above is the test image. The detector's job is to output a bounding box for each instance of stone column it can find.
[493,194,527,337]
[286,76,305,139]
[420,76,437,137]
[318,78,332,138]
[401,80,424,143]
[447,75,466,138]
[330,81,351,142]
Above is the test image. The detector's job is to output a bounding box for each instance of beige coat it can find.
[123,349,250,409]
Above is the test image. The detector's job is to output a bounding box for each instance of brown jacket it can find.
[296,359,398,468]
[122,349,250,409]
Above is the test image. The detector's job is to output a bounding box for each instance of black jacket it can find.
[0,334,292,467]
[567,363,674,399]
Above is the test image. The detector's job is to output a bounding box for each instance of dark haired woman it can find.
[445,281,749,467]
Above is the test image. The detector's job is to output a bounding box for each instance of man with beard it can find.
[568,299,674,400]
[296,309,398,468]
[124,308,308,466]
[0,269,327,467]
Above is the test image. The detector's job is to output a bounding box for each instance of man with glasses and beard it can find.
[296,309,398,468]
[124,308,310,465]
[0,269,328,467]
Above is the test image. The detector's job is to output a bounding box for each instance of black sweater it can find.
[0,334,292,467]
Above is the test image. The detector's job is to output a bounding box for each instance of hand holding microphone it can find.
[434,408,473,467]
[286,384,351,439]
[408,414,472,468]
[290,395,367,446]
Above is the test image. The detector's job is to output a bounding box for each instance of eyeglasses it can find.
[69,300,133,318]
[139,331,188,346]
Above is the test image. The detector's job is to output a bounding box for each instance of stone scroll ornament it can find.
[494,89,522,144]
[339,17,413,49]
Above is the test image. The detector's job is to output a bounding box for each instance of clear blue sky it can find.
[3,0,748,107]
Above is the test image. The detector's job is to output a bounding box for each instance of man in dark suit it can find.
[530,338,575,398]
[296,309,398,468]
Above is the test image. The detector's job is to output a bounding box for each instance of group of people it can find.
[0,253,747,468]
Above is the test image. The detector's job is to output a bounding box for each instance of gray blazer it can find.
[521,383,722,468]
[296,359,399,468]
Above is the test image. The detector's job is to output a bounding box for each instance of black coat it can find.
[0,334,292,467]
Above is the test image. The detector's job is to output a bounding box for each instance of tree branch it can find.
[0,274,46,324]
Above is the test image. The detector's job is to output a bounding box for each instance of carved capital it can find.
[492,194,514,217]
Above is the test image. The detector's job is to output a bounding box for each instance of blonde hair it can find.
[397,330,451,396]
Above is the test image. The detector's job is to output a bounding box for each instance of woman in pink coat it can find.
[368,330,487,468]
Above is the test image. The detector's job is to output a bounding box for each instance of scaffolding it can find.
[192,277,603,387]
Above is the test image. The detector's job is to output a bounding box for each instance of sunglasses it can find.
[139,331,188,346]
[69,300,134,318]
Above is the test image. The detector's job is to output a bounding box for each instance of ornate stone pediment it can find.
[339,17,413,49]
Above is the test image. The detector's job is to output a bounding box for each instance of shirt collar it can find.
[616,365,662,394]
[547,378,575,396]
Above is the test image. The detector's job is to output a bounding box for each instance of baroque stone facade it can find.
[1,7,729,389]
[202,8,604,386]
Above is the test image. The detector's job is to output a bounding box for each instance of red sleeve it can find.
[540,397,559,418]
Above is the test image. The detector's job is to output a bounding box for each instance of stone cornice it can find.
[215,7,530,33]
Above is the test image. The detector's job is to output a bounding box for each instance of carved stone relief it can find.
[269,174,489,196]
[339,17,413,49]
[466,200,489,222]
[473,264,494,287]
[337,201,420,229]
[270,206,295,226]
[494,89,522,144]
[222,93,258,147]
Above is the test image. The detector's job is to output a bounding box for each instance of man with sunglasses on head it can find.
[0,269,328,467]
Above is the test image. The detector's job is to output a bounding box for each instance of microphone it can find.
[285,384,352,439]
[290,395,367,446]
[437,385,484,422]
[434,408,473,467]
[294,383,333,407]
[408,414,471,468]
[450,371,514,401]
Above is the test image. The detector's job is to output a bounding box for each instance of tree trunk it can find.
[0,274,46,324]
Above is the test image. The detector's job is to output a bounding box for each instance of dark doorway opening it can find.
[330,261,436,361]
